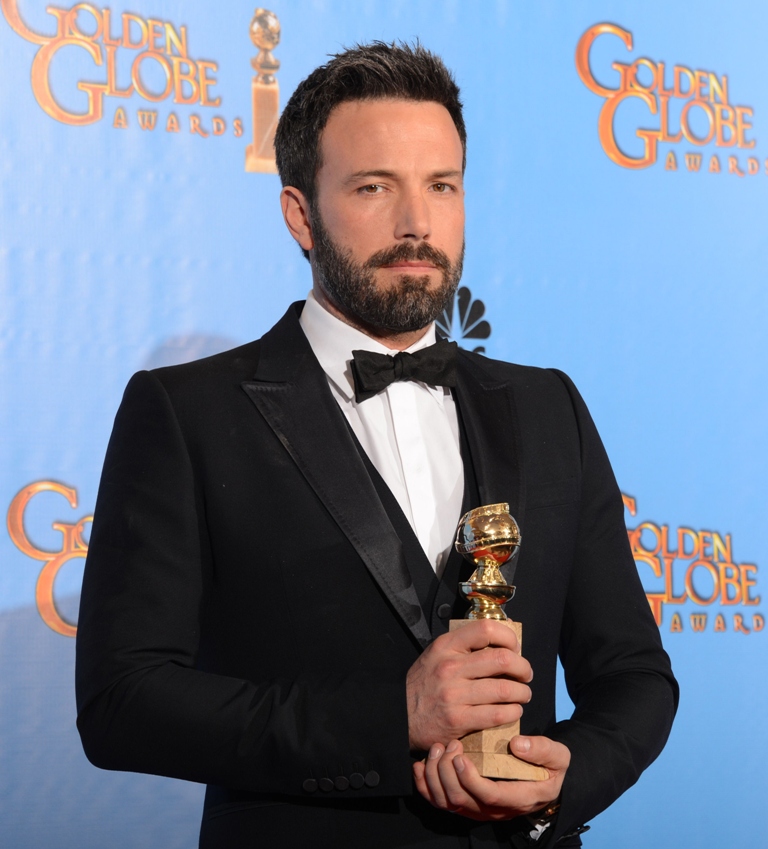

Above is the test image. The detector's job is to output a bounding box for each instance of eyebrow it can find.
[344,169,463,184]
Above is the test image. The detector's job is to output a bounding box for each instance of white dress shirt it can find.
[300,291,464,577]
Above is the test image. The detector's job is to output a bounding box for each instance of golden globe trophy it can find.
[245,8,280,173]
[451,504,547,780]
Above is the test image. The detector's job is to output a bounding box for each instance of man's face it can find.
[310,98,465,335]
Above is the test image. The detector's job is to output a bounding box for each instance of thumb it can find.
[510,735,570,771]
[510,735,537,761]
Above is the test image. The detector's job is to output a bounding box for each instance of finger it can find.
[448,620,521,653]
[460,701,525,734]
[466,676,532,707]
[510,736,571,771]
[436,741,479,814]
[461,645,533,683]
[413,760,431,803]
[423,744,450,809]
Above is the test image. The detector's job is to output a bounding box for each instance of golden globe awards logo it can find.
[6,481,92,637]
[0,0,243,138]
[576,23,764,176]
[624,495,763,635]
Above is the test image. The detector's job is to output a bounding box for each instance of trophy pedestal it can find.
[245,78,279,173]
[460,751,546,780]
[449,618,548,781]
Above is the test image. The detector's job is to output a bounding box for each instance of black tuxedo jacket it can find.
[76,304,677,848]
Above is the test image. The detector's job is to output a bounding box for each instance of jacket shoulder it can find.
[457,349,573,394]
[146,339,263,395]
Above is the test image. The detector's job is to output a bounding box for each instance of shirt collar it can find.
[299,290,442,405]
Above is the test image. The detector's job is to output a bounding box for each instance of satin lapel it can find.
[454,353,527,582]
[241,305,431,647]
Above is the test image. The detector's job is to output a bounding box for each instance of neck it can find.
[312,283,431,351]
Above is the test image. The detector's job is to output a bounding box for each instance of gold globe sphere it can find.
[250,8,280,50]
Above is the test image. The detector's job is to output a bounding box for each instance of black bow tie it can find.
[350,340,458,404]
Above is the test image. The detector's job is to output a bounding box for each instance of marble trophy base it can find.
[448,618,548,781]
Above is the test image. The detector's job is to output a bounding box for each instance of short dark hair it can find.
[275,41,466,208]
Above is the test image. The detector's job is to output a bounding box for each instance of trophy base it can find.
[449,618,547,781]
[462,751,549,781]
[245,146,278,173]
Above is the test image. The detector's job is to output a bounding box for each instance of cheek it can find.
[326,206,390,253]
[438,211,465,257]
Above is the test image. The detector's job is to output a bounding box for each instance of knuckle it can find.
[440,686,459,712]
[445,706,462,732]
[495,678,513,702]
[491,705,513,727]
[498,678,528,704]
[437,658,459,681]
[478,620,496,642]
[446,789,469,809]
[493,647,514,672]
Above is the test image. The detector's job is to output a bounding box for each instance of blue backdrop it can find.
[1,1,766,846]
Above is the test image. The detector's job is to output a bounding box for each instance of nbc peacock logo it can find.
[437,287,491,354]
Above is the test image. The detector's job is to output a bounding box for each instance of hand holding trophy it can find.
[451,503,547,780]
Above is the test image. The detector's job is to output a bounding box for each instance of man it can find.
[76,43,677,848]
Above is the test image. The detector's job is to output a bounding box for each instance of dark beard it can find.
[311,210,464,335]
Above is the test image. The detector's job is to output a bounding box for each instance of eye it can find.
[359,184,383,194]
[431,183,452,193]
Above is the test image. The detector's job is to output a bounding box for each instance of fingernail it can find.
[514,736,531,753]
[429,744,443,760]
[454,756,465,772]
[446,740,459,753]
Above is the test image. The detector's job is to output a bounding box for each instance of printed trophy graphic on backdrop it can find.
[450,504,547,780]
[245,8,280,173]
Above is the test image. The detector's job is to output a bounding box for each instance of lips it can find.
[381,261,437,269]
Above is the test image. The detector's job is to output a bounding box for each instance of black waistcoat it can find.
[348,396,481,638]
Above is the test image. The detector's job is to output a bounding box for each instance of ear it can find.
[280,186,314,252]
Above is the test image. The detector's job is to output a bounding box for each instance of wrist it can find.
[529,798,561,821]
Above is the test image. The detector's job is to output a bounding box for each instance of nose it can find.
[393,190,430,241]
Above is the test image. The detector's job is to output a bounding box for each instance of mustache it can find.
[364,241,452,271]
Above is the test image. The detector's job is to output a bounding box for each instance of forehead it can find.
[318,98,463,176]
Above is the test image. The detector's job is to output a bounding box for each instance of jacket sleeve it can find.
[75,370,413,798]
[538,370,679,846]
